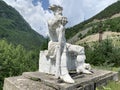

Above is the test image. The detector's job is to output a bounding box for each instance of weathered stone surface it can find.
[3,76,56,90]
[3,69,118,90]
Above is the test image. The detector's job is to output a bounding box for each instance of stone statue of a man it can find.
[39,5,92,84]
[47,5,75,83]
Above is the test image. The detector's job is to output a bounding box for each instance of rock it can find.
[3,69,118,90]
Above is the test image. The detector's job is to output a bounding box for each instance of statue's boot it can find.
[76,66,92,74]
[60,66,75,83]
[60,74,75,83]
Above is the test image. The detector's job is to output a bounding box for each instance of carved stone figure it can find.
[39,5,92,84]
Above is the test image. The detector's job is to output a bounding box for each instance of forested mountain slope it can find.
[0,0,45,50]
[66,1,120,43]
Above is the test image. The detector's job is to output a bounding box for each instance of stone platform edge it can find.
[3,69,118,90]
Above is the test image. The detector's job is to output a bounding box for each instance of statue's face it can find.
[61,17,68,26]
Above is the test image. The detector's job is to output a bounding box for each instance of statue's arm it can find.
[48,15,63,28]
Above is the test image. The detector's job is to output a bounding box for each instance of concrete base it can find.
[3,69,118,90]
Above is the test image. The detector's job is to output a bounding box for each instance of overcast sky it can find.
[3,0,117,36]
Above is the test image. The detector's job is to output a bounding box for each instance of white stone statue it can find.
[39,5,92,84]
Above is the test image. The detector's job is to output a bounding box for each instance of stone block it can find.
[3,69,118,90]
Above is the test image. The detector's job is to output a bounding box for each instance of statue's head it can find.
[49,5,63,15]
[61,17,68,26]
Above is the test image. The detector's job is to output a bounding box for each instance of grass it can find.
[96,81,120,90]
[94,66,120,90]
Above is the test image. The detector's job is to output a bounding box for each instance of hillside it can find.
[66,1,120,43]
[0,0,45,50]
[76,31,120,44]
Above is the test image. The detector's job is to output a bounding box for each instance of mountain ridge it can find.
[66,1,120,44]
[0,0,45,50]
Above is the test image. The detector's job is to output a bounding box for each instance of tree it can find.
[0,40,39,90]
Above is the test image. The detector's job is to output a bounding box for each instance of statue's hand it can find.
[61,17,68,25]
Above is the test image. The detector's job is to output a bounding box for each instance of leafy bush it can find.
[0,40,39,90]
[85,39,120,67]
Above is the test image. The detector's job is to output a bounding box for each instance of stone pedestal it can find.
[39,51,76,75]
[3,69,118,90]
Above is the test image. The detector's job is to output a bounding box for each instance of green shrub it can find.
[0,40,39,90]
[85,39,120,67]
